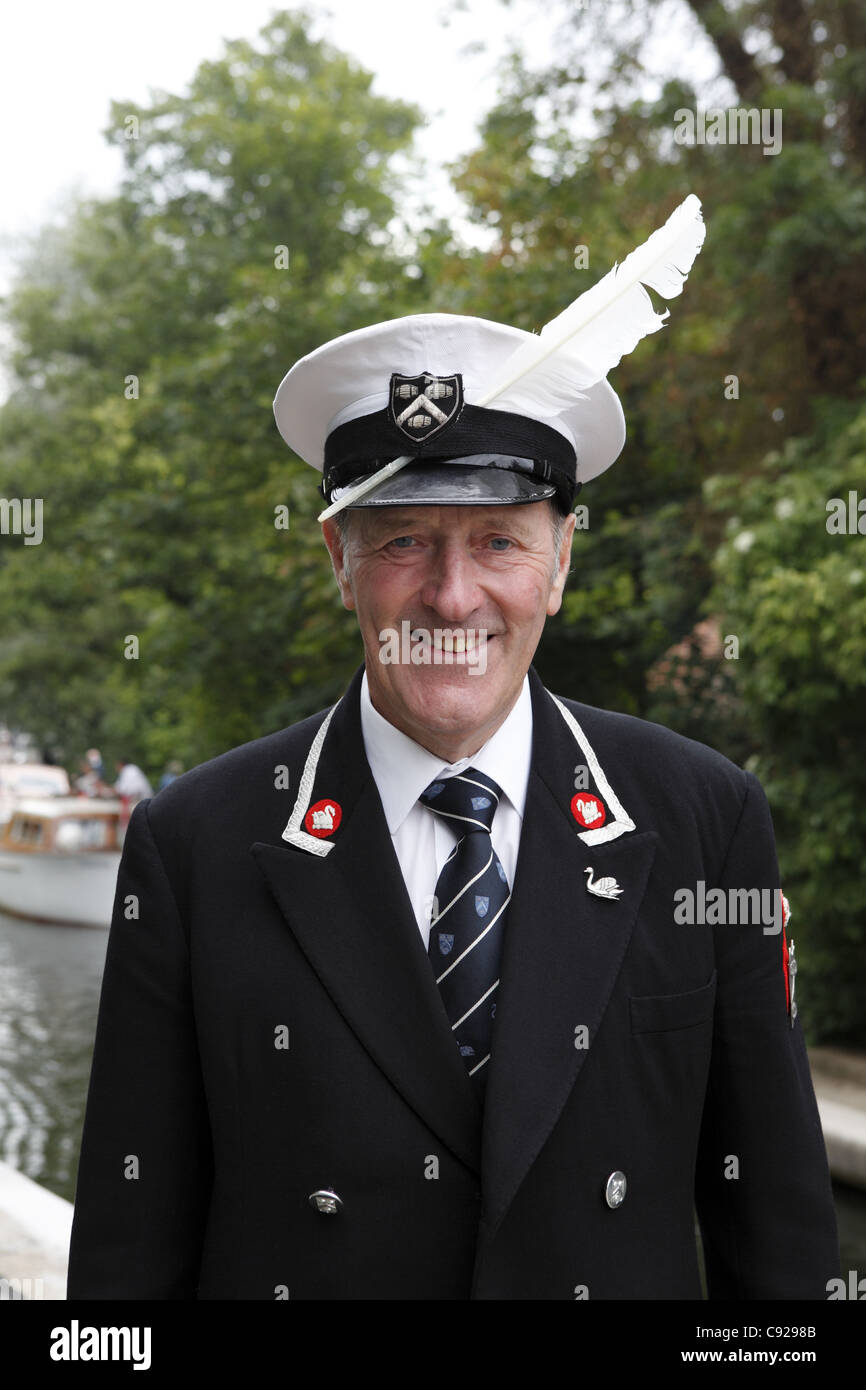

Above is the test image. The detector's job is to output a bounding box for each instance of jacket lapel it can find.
[478,670,658,1239]
[250,666,483,1175]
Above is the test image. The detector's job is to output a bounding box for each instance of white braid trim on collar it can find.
[281,698,342,857]
[280,688,634,854]
[548,692,636,845]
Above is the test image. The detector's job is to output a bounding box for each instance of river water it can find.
[1,910,864,1274]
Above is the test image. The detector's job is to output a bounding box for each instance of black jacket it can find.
[67,664,839,1299]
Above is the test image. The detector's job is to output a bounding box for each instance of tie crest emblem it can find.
[438,932,455,955]
[475,895,490,918]
[471,795,492,811]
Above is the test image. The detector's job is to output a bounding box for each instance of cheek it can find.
[350,561,416,622]
[500,568,555,632]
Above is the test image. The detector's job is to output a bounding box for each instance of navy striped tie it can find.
[419,768,510,1096]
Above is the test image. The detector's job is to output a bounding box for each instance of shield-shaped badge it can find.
[389,372,464,443]
[475,895,490,918]
[438,932,455,955]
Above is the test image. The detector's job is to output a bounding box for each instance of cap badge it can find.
[389,372,464,442]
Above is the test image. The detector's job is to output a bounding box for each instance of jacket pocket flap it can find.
[629,970,717,1034]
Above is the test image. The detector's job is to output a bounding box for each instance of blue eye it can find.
[389,536,415,548]
[489,537,513,550]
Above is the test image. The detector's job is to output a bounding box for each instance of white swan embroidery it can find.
[311,803,337,831]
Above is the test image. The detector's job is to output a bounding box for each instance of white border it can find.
[281,687,634,856]
[548,694,636,845]
[281,699,342,857]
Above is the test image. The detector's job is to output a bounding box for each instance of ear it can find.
[321,519,356,611]
[546,510,577,617]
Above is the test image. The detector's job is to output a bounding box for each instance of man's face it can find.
[322,501,576,760]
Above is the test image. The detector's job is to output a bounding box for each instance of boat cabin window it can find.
[55,818,111,851]
[10,818,44,846]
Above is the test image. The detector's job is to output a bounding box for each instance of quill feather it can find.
[318,194,705,520]
[480,194,706,415]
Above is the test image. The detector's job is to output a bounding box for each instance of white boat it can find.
[0,764,70,830]
[0,797,125,928]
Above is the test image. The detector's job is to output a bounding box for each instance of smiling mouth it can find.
[410,629,496,655]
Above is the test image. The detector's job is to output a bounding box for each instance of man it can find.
[86,747,105,780]
[68,289,839,1299]
[112,757,153,804]
[74,756,103,799]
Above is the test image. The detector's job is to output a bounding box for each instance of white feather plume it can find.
[317,194,705,520]
[479,193,706,415]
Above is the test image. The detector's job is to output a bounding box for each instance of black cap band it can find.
[323,403,578,512]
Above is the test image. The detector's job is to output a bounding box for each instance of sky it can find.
[0,0,725,389]
[0,1,721,272]
[0,0,725,405]
[0,0,558,285]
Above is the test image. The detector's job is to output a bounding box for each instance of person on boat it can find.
[112,759,153,804]
[74,758,104,799]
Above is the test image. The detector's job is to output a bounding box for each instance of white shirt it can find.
[359,670,533,948]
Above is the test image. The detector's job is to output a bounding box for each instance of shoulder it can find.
[554,692,746,790]
[143,703,334,840]
[546,689,762,844]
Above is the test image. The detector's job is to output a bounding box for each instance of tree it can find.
[434,0,866,1041]
[707,397,866,1042]
[0,10,427,771]
[443,0,866,719]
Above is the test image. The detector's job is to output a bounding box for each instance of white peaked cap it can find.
[274,313,624,475]
[273,314,625,512]
[272,195,705,515]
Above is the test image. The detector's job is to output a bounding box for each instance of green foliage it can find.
[707,397,866,1042]
[0,10,426,772]
[446,0,866,735]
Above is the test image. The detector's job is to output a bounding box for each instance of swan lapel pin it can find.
[584,866,623,901]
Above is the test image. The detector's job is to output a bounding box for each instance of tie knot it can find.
[419,766,503,834]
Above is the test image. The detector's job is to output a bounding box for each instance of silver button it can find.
[309,1188,343,1215]
[605,1171,627,1208]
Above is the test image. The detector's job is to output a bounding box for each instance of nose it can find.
[418,542,484,622]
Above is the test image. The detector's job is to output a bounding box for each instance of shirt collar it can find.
[360,668,533,834]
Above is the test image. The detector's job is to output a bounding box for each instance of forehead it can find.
[348,503,552,536]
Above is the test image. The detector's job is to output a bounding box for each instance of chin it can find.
[393,661,511,733]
